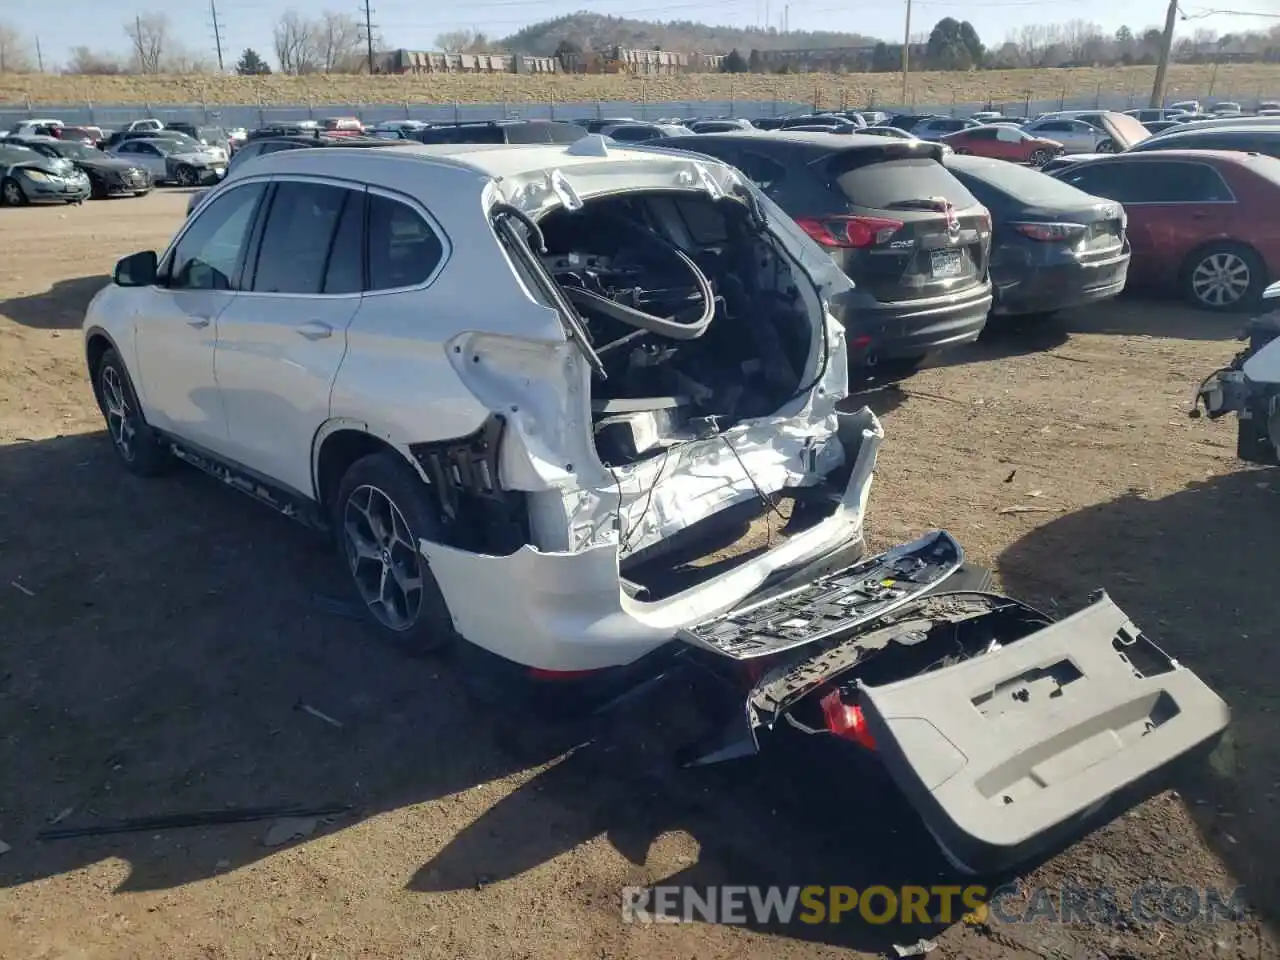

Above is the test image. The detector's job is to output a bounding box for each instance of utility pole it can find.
[1150,0,1179,108]
[361,0,376,74]
[35,35,43,72]
[209,0,226,72]
[901,0,913,107]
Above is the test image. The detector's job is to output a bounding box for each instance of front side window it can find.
[167,182,267,291]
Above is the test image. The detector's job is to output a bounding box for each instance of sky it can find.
[3,0,1273,69]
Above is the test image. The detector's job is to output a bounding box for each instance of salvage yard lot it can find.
[0,192,1278,959]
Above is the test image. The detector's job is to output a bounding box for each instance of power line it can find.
[209,0,227,72]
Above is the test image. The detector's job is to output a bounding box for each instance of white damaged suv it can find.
[85,137,1229,875]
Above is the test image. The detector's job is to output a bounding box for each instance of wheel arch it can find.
[85,326,123,395]
[311,419,432,514]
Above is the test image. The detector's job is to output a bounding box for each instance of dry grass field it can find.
[1,62,1279,108]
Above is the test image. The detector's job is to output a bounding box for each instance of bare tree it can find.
[435,29,478,53]
[65,46,126,74]
[1015,24,1046,63]
[124,12,169,73]
[0,22,35,72]
[164,43,213,73]
[317,11,363,72]
[274,9,319,74]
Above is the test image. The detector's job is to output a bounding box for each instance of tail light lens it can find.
[795,214,904,249]
[1011,221,1088,242]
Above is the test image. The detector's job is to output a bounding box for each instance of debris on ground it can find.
[997,504,1057,515]
[295,700,344,729]
[263,817,319,848]
[891,938,938,957]
[39,804,350,841]
[10,580,35,596]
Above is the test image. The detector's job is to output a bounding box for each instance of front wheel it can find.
[1,177,26,206]
[1029,148,1051,166]
[174,164,198,187]
[333,451,457,655]
[1183,242,1266,312]
[93,348,172,476]
[1095,139,1116,153]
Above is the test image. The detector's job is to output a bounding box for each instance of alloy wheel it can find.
[342,484,425,631]
[100,366,137,462]
[1191,252,1251,308]
[2,180,23,205]
[1030,149,1050,166]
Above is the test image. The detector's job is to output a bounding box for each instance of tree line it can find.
[1,13,1279,76]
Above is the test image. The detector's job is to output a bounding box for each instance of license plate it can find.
[930,248,964,278]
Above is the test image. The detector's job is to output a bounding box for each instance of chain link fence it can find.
[1,87,1274,131]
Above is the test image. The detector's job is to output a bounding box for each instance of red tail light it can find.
[1011,221,1088,242]
[820,688,877,750]
[795,214,904,249]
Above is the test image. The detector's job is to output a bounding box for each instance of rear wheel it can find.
[1183,242,1266,312]
[1,177,26,206]
[333,451,457,656]
[1096,139,1116,153]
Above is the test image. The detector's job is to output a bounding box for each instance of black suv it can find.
[662,131,993,369]
[415,120,587,144]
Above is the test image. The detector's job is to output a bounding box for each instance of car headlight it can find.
[21,169,49,182]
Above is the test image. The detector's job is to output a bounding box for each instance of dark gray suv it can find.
[663,131,993,371]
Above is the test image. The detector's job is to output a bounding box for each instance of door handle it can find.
[186,315,211,328]
[296,320,333,340]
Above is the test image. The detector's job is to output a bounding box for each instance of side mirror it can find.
[114,250,158,287]
[1264,281,1280,301]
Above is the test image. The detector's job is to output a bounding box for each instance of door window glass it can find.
[251,181,353,294]
[367,193,445,290]
[168,181,266,291]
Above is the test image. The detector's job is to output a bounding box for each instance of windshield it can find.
[52,141,99,161]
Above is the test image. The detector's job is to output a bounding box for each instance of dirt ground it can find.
[1,62,1278,110]
[1,192,1279,960]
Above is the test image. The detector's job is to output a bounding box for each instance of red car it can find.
[1052,150,1280,311]
[941,124,1064,166]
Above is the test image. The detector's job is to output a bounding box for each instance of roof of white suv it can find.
[220,138,750,217]
[232,138,692,183]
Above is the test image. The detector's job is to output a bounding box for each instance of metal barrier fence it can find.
[0,89,1273,131]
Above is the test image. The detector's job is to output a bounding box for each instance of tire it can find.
[93,348,172,476]
[332,451,457,656]
[1096,139,1116,153]
[1,177,27,206]
[175,164,197,187]
[90,178,107,200]
[1182,242,1267,312]
[1029,148,1051,166]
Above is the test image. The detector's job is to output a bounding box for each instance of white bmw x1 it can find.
[85,137,1228,875]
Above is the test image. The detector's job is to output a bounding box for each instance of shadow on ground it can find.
[999,468,1280,931]
[0,430,1021,955]
[0,275,110,329]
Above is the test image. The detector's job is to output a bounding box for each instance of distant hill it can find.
[499,12,881,57]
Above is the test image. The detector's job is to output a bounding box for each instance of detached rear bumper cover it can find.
[861,592,1229,875]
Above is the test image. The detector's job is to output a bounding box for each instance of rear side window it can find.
[608,126,657,142]
[833,156,978,210]
[367,193,445,290]
[251,182,355,294]
[737,151,788,191]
